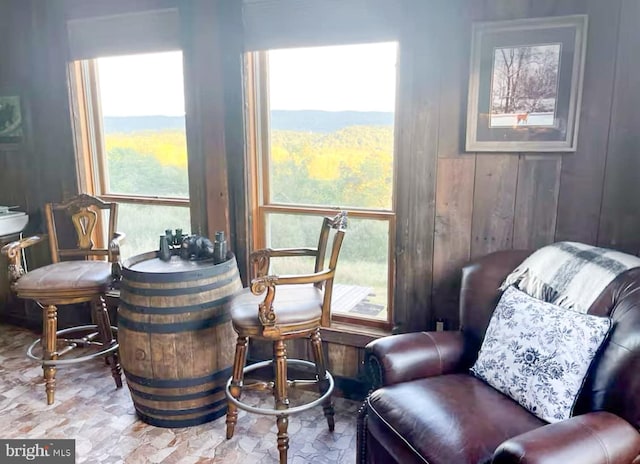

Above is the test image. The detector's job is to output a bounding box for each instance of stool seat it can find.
[230,285,322,333]
[15,261,111,302]
[1,194,124,405]
[224,212,347,464]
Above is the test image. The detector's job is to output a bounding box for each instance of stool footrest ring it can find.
[225,358,334,416]
[27,324,119,366]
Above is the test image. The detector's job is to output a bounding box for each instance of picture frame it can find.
[0,95,24,148]
[466,15,588,152]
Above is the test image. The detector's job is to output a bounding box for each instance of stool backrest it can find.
[315,212,347,326]
[45,194,117,263]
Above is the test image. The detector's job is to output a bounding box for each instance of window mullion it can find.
[99,194,189,207]
[85,60,109,196]
[68,61,94,195]
[255,50,271,251]
[258,51,271,207]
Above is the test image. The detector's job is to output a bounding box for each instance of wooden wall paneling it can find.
[286,338,309,362]
[1,0,76,321]
[28,1,78,214]
[436,0,468,159]
[513,156,562,250]
[432,158,475,329]
[180,0,231,239]
[246,338,361,380]
[393,0,442,333]
[0,151,28,208]
[430,0,473,329]
[0,2,34,321]
[247,339,270,362]
[218,0,250,284]
[0,1,32,214]
[553,1,620,245]
[483,0,530,21]
[249,339,309,363]
[327,343,359,378]
[597,0,640,255]
[470,155,519,258]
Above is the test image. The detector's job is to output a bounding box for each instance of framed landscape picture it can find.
[0,95,24,147]
[466,15,588,152]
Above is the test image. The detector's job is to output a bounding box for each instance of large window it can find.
[71,51,191,259]
[248,42,397,328]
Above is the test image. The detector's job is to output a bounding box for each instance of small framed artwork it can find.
[0,95,24,148]
[466,15,588,152]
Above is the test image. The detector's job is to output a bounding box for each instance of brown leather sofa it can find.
[357,250,640,464]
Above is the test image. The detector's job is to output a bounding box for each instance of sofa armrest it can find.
[365,331,469,388]
[493,412,640,464]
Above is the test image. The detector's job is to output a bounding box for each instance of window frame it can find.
[245,49,397,331]
[68,58,191,209]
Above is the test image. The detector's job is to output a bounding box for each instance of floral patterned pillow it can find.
[470,286,611,423]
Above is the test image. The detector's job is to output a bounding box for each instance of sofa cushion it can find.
[366,374,545,464]
[471,286,611,423]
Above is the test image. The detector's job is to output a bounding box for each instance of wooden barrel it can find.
[118,252,242,428]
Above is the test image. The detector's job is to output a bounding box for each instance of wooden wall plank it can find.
[597,0,640,255]
[29,1,78,207]
[181,0,231,239]
[218,0,250,283]
[436,0,468,158]
[513,157,562,250]
[554,0,621,244]
[393,0,442,333]
[0,1,32,214]
[484,0,529,20]
[327,343,359,378]
[470,155,519,258]
[430,0,474,329]
[432,157,475,329]
[9,1,77,299]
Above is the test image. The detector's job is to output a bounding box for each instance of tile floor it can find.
[0,324,360,463]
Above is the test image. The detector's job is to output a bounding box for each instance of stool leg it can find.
[93,296,122,388]
[310,328,335,431]
[43,304,58,405]
[226,336,248,439]
[273,339,289,464]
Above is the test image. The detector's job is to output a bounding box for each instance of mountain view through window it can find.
[258,42,397,323]
[94,51,190,258]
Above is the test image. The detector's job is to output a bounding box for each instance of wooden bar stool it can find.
[225,212,347,464]
[1,194,124,404]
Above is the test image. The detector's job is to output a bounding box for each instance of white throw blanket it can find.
[500,241,640,313]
